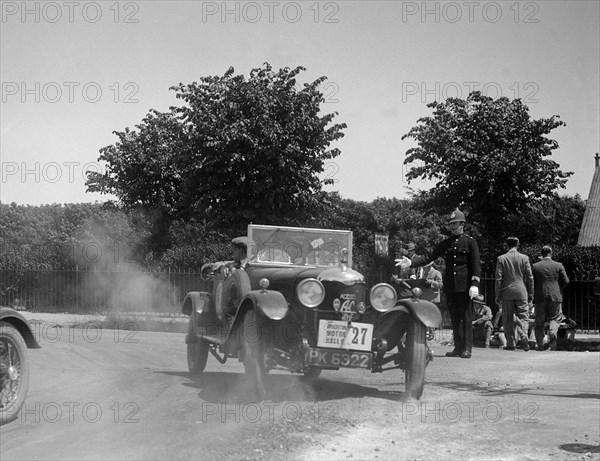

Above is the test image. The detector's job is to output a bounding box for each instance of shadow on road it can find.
[431,381,600,400]
[158,370,407,403]
[559,443,600,453]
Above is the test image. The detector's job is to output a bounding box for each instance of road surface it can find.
[1,324,599,460]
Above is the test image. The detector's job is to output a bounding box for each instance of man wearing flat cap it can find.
[398,208,481,358]
[405,242,420,279]
[397,242,419,279]
[231,236,253,269]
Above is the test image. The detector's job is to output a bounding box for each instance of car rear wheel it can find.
[0,322,30,425]
[187,316,209,375]
[404,320,426,400]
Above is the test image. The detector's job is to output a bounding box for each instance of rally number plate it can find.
[317,320,373,351]
[305,348,373,369]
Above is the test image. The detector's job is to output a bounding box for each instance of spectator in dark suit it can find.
[495,237,534,351]
[532,246,570,351]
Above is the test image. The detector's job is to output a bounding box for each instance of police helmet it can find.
[447,208,466,224]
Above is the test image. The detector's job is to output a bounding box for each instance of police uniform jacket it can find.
[412,233,481,293]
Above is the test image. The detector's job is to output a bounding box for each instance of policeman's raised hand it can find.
[395,256,411,270]
[468,286,479,299]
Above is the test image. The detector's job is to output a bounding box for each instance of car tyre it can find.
[0,322,30,426]
[187,316,209,375]
[404,320,426,400]
[241,310,266,401]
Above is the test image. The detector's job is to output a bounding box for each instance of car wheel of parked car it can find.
[404,320,426,400]
[0,322,30,425]
[186,316,209,375]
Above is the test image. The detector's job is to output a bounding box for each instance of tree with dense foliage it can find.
[503,193,585,247]
[86,64,346,254]
[402,91,572,260]
[311,193,446,277]
[0,202,147,270]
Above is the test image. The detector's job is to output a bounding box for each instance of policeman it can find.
[398,208,481,358]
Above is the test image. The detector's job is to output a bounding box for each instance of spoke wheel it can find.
[404,320,426,400]
[187,316,209,375]
[0,322,30,425]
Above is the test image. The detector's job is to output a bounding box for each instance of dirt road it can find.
[1,324,598,460]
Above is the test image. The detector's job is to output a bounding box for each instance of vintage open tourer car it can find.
[0,306,40,425]
[182,225,442,399]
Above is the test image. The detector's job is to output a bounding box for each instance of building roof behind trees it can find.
[578,153,600,246]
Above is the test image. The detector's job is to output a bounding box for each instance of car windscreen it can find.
[247,226,352,267]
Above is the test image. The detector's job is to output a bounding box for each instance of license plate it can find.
[317,320,373,351]
[305,348,373,369]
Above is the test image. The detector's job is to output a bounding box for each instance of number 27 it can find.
[350,327,368,344]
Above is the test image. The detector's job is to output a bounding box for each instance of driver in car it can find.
[200,236,253,279]
[230,236,253,269]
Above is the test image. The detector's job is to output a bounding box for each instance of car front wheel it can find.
[0,322,30,425]
[404,320,426,400]
[241,310,266,400]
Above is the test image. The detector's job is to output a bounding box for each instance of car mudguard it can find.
[0,307,41,349]
[240,290,289,321]
[385,298,442,329]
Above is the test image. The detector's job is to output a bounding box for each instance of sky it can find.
[1,0,599,206]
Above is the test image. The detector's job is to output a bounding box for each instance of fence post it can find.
[75,265,79,312]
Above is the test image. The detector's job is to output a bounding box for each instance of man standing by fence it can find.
[532,245,569,351]
[495,237,534,351]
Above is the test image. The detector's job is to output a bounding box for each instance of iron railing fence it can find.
[479,276,599,334]
[362,273,597,333]
[0,267,208,315]
[1,268,598,332]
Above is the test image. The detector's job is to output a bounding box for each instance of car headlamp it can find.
[369,283,398,312]
[296,278,325,308]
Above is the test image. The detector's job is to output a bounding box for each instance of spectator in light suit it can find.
[495,237,534,351]
[417,261,443,341]
[532,246,569,351]
[417,261,443,304]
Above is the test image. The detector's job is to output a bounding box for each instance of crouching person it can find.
[472,295,493,348]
